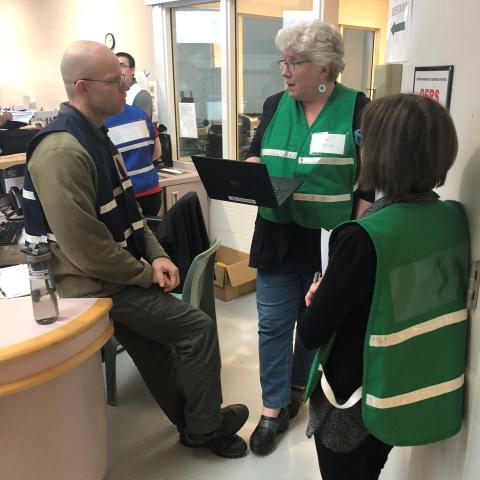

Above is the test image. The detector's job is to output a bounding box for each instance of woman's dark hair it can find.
[358,93,458,196]
[116,51,135,68]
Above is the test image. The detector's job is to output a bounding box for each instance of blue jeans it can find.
[256,270,317,408]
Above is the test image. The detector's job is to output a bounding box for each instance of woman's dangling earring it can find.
[318,83,327,93]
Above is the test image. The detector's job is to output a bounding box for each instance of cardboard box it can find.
[214,246,256,301]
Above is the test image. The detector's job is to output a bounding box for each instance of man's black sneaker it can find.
[205,434,247,458]
[179,404,249,458]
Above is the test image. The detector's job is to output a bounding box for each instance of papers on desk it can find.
[0,264,29,298]
[10,110,35,125]
[159,168,184,175]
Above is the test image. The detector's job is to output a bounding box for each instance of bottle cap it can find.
[21,243,51,262]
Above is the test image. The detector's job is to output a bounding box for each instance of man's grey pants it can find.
[110,285,223,435]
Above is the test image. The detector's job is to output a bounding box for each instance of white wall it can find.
[380,1,480,479]
[0,0,154,110]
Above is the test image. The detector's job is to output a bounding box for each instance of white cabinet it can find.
[158,162,210,234]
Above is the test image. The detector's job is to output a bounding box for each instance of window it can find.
[171,3,223,160]
[236,1,314,159]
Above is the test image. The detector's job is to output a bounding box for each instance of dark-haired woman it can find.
[299,94,470,480]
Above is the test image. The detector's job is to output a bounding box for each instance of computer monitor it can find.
[0,128,38,155]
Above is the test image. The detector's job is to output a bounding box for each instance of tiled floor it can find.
[104,292,319,480]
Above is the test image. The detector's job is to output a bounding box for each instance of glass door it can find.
[341,27,375,98]
[236,1,314,160]
[171,2,223,161]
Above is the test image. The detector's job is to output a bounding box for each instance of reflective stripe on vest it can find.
[366,374,465,409]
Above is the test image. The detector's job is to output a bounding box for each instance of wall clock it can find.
[105,33,115,50]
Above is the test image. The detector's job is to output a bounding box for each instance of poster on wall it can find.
[413,66,454,109]
[386,0,413,63]
[179,102,198,139]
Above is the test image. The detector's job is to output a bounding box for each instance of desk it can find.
[0,242,26,267]
[0,154,210,233]
[0,297,113,480]
[157,160,209,232]
[0,152,26,168]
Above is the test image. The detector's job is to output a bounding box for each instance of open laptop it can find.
[192,156,303,208]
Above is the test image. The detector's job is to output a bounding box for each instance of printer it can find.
[0,127,37,194]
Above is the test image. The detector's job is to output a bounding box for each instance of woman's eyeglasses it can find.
[277,58,312,71]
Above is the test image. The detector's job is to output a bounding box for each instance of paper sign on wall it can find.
[179,102,198,139]
[386,0,413,63]
[413,66,454,110]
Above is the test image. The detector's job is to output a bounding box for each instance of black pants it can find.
[137,191,162,216]
[314,432,393,480]
[110,285,223,435]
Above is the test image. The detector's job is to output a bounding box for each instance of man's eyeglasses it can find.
[74,74,127,86]
[119,63,132,68]
[277,58,312,71]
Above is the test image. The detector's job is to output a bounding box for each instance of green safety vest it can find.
[259,83,358,230]
[306,200,470,446]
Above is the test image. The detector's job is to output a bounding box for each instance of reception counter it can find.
[0,296,113,480]
[0,152,26,168]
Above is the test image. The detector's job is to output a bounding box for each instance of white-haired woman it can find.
[246,20,372,455]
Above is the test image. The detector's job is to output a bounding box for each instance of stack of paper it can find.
[0,264,29,298]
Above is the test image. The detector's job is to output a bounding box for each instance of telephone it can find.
[9,186,23,217]
[0,186,23,219]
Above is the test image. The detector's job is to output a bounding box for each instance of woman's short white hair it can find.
[275,20,345,81]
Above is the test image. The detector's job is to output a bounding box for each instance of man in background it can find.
[105,103,162,215]
[116,51,153,118]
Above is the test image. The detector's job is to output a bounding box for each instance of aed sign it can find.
[413,66,454,110]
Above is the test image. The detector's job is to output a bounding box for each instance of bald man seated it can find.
[22,40,248,459]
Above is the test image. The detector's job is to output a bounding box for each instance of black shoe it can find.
[249,407,289,455]
[287,386,306,419]
[215,403,249,438]
[179,404,249,458]
[180,432,248,458]
[204,434,247,458]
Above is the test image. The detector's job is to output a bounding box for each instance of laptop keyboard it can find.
[0,220,24,245]
[273,186,289,202]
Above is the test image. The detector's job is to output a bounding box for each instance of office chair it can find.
[205,123,223,158]
[170,236,220,323]
[103,237,221,406]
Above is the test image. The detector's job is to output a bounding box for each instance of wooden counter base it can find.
[0,297,113,480]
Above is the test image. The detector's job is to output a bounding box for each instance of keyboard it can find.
[273,186,289,202]
[0,220,24,245]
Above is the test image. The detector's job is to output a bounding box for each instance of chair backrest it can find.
[181,237,221,322]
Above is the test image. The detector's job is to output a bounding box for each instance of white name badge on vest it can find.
[310,132,346,155]
[107,120,149,146]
